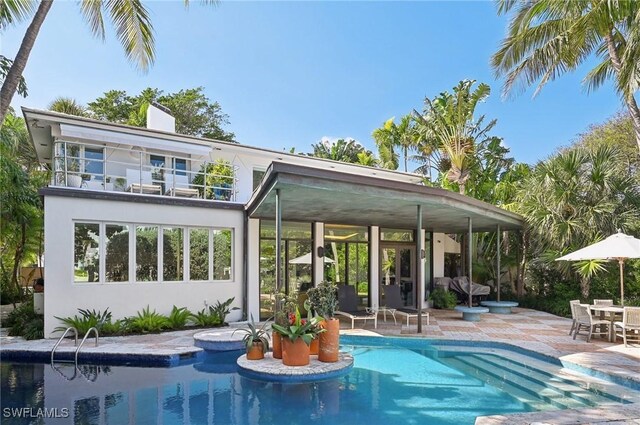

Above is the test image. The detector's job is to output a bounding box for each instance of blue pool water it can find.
[1,343,630,425]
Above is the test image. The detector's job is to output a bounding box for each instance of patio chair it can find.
[335,285,377,329]
[614,307,640,347]
[569,300,580,336]
[381,284,429,326]
[449,276,490,305]
[593,299,614,306]
[573,304,609,342]
[126,169,161,195]
[165,174,199,198]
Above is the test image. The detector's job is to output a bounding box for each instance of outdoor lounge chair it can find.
[449,276,490,304]
[573,304,609,342]
[382,284,429,326]
[126,169,162,195]
[164,174,199,198]
[335,285,377,329]
[614,307,640,347]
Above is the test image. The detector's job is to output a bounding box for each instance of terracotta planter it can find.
[318,318,340,363]
[310,337,319,355]
[282,337,310,366]
[272,332,282,359]
[246,341,265,360]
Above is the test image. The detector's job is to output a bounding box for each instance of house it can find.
[23,105,523,337]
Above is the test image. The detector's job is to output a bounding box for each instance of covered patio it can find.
[246,161,524,331]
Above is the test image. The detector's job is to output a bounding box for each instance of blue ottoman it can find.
[454,306,489,322]
[480,301,519,314]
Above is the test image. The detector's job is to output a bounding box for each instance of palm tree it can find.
[516,144,640,297]
[309,138,369,164]
[0,0,216,124]
[413,80,496,195]
[492,0,640,152]
[47,97,87,116]
[372,115,416,172]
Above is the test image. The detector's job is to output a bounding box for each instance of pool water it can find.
[0,345,630,425]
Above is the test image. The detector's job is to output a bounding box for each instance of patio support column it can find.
[496,224,501,302]
[468,217,473,308]
[370,226,380,311]
[417,205,424,334]
[275,189,282,314]
[313,222,324,286]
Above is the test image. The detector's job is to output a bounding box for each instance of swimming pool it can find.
[1,339,636,425]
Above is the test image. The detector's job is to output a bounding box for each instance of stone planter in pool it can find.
[480,301,519,314]
[237,352,354,383]
[454,306,489,322]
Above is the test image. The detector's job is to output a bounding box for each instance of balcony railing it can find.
[52,140,239,202]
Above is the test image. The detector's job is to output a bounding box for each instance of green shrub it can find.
[209,297,237,325]
[55,308,112,337]
[191,309,223,327]
[123,306,169,333]
[166,306,192,329]
[430,288,458,309]
[6,300,43,340]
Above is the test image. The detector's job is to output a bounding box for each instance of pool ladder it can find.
[50,326,99,381]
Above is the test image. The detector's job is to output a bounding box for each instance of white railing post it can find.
[63,142,68,187]
[203,161,208,200]
[139,151,143,194]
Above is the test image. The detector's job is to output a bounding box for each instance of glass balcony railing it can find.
[52,140,239,202]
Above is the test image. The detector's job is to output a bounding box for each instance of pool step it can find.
[470,354,605,406]
[450,355,589,410]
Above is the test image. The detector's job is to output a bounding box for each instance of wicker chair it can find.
[573,304,609,342]
[569,300,581,336]
[614,307,640,347]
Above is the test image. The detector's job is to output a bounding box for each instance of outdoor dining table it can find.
[590,305,624,342]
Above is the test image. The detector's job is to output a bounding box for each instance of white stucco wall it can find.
[432,232,446,278]
[43,195,245,337]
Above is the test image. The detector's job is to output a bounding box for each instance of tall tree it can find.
[0,0,217,123]
[372,115,416,172]
[414,80,496,195]
[492,0,640,152]
[309,138,372,164]
[47,97,87,116]
[86,87,235,141]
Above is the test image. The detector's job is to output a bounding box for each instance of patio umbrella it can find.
[556,231,640,305]
[288,252,334,264]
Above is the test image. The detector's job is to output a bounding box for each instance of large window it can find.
[325,225,369,309]
[74,223,100,282]
[105,224,129,282]
[73,222,233,284]
[136,226,158,281]
[190,228,209,281]
[259,221,312,320]
[252,169,266,190]
[163,227,184,281]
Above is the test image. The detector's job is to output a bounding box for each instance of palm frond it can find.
[105,0,155,72]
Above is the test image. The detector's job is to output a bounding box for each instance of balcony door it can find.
[380,244,415,308]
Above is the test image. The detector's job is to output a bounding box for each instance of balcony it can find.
[52,140,238,202]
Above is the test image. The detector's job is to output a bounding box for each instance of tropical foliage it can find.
[309,138,375,165]
[492,0,640,151]
[372,115,416,171]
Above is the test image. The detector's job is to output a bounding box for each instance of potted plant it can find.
[307,281,340,362]
[272,294,296,359]
[272,307,323,366]
[233,316,270,360]
[114,177,127,192]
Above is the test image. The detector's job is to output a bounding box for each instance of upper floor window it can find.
[253,168,266,190]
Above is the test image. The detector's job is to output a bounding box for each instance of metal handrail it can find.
[75,327,99,364]
[50,327,78,363]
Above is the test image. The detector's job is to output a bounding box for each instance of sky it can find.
[2,1,625,167]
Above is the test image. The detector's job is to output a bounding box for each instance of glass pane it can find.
[190,228,209,281]
[163,227,183,281]
[252,169,266,190]
[105,224,129,282]
[381,248,396,286]
[324,242,345,285]
[213,229,232,280]
[260,221,311,239]
[348,243,369,308]
[136,226,158,281]
[325,224,368,242]
[84,147,104,181]
[174,158,187,176]
[288,240,312,295]
[259,239,277,320]
[380,228,414,242]
[74,223,100,282]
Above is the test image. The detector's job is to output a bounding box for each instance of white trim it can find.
[60,124,212,156]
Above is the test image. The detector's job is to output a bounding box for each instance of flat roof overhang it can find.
[246,162,524,233]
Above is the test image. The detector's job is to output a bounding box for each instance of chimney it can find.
[146,102,176,132]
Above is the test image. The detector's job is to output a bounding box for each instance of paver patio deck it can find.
[1,307,639,424]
